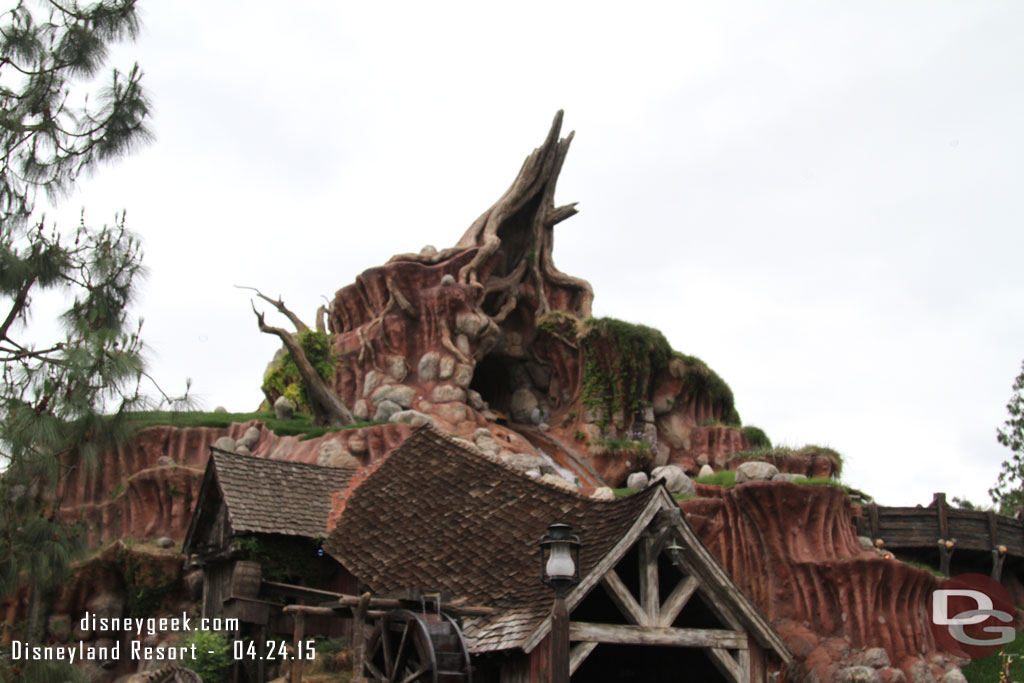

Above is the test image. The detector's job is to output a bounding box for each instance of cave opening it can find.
[470,354,515,416]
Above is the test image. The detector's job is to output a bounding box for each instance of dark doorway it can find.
[571,643,727,682]
[470,354,515,415]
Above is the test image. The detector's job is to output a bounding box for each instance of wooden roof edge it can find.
[658,487,793,663]
[181,452,223,556]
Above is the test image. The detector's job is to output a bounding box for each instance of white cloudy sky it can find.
[31,1,1024,507]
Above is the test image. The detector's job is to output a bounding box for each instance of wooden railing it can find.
[854,493,1022,578]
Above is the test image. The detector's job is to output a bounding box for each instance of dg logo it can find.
[930,573,1016,659]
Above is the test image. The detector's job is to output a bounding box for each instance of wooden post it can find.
[988,510,1000,548]
[550,596,570,683]
[938,539,956,577]
[257,624,266,683]
[352,592,370,683]
[868,503,880,540]
[934,493,949,540]
[992,547,1008,582]
[291,611,305,683]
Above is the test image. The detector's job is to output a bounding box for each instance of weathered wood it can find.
[992,547,1008,581]
[868,503,880,539]
[291,611,305,683]
[639,533,660,625]
[282,605,338,616]
[659,575,699,627]
[988,510,1000,548]
[938,539,956,577]
[551,598,571,683]
[600,569,648,626]
[568,642,598,676]
[335,594,495,617]
[568,622,748,649]
[707,646,745,683]
[935,493,949,539]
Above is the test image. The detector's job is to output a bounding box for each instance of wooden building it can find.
[324,428,793,682]
[182,449,358,640]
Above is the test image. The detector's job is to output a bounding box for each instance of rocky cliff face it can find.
[683,483,965,682]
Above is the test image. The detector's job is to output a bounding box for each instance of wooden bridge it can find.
[854,493,1024,580]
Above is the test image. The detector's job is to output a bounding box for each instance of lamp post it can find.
[540,523,581,683]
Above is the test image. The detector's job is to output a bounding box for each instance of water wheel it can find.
[363,608,472,682]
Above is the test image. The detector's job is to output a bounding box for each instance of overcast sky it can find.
[32,1,1024,507]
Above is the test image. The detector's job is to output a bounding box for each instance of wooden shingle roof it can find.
[208,449,357,538]
[323,427,662,652]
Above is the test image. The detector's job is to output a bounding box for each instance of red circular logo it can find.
[929,573,1015,659]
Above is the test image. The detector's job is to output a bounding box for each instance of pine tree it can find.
[990,360,1024,514]
[0,1,177,664]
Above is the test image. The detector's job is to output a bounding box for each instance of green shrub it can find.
[262,330,336,413]
[673,353,739,426]
[695,470,736,487]
[741,426,771,449]
[184,630,232,683]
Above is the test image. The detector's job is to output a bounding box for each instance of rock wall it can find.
[682,482,964,682]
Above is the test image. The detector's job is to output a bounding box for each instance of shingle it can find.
[212,449,357,538]
[323,427,658,652]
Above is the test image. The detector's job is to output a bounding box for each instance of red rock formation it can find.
[681,482,959,681]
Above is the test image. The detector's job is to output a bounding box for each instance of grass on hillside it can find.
[961,629,1024,681]
[727,444,844,477]
[125,411,384,441]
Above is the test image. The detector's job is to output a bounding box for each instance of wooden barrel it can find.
[230,560,262,598]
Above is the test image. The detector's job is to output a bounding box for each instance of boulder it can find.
[348,434,368,454]
[856,648,891,669]
[454,363,474,388]
[419,244,437,258]
[440,273,455,286]
[772,472,805,483]
[274,396,293,419]
[370,384,415,408]
[455,311,488,337]
[627,472,650,490]
[435,402,468,423]
[418,352,440,382]
[591,486,615,501]
[385,355,408,381]
[213,436,236,453]
[650,465,695,496]
[317,440,359,468]
[857,536,875,551]
[362,370,381,398]
[156,537,175,549]
[467,389,486,410]
[501,453,546,472]
[389,410,437,429]
[372,399,402,422]
[510,388,539,423]
[735,461,779,483]
[156,455,174,467]
[698,464,715,479]
[540,473,577,492]
[431,384,466,404]
[352,399,370,420]
[238,426,260,450]
[439,355,456,379]
[235,445,251,456]
[942,670,967,683]
[836,667,881,683]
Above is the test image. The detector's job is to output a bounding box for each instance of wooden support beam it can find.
[935,493,949,540]
[992,547,1008,582]
[707,646,744,683]
[568,622,748,649]
[988,510,1000,549]
[600,570,648,626]
[291,611,305,683]
[868,503,880,539]
[639,534,660,625]
[938,539,956,577]
[335,594,495,616]
[568,642,598,675]
[659,575,699,627]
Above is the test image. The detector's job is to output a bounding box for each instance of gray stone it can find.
[370,384,415,408]
[385,355,408,381]
[156,455,174,467]
[650,465,696,496]
[435,402,468,423]
[274,395,293,419]
[907,659,932,683]
[419,244,437,258]
[539,422,550,432]
[455,312,488,337]
[213,406,227,413]
[418,352,440,382]
[439,355,456,379]
[856,647,891,669]
[362,370,381,398]
[627,472,650,490]
[772,472,805,483]
[238,426,261,450]
[696,453,709,466]
[352,399,370,420]
[373,399,402,422]
[858,536,875,551]
[456,333,471,357]
[389,410,437,429]
[836,666,881,683]
[942,670,967,683]
[652,393,675,415]
[440,273,455,287]
[530,407,542,425]
[348,434,367,454]
[510,388,539,423]
[656,412,691,450]
[735,461,779,483]
[591,486,615,501]
[235,445,251,456]
[431,384,466,404]
[698,464,715,479]
[501,453,547,472]
[417,400,433,413]
[156,536,175,549]
[454,363,474,388]
[467,389,486,410]
[474,428,493,441]
[643,406,655,423]
[317,440,359,468]
[879,669,906,682]
[540,473,578,492]
[213,436,236,453]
